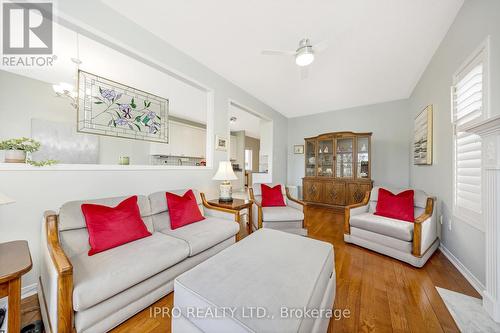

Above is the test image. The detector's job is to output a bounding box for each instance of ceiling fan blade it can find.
[300,67,309,80]
[261,49,296,56]
[313,40,328,53]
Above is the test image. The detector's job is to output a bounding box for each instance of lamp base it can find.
[219,181,233,202]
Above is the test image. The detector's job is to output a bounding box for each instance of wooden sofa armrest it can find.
[44,211,74,333]
[412,197,435,257]
[200,193,239,221]
[248,188,263,229]
[344,191,370,235]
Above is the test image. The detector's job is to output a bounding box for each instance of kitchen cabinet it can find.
[149,121,206,158]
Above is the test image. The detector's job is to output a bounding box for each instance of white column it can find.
[466,115,500,322]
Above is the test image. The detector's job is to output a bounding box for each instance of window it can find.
[245,149,253,171]
[452,40,489,228]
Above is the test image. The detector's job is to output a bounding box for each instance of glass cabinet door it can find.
[356,137,370,179]
[305,140,317,176]
[336,138,354,178]
[317,139,334,177]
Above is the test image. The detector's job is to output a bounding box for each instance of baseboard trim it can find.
[22,282,38,299]
[439,244,485,297]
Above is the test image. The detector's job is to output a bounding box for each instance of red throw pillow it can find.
[261,184,286,207]
[166,190,205,230]
[375,188,415,222]
[81,196,152,256]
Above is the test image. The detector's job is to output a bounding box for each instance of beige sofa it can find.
[344,186,439,267]
[38,189,240,333]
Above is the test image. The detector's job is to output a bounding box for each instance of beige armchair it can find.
[249,184,308,236]
[344,186,439,267]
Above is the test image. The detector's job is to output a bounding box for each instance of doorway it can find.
[228,100,273,191]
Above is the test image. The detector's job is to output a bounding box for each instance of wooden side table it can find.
[207,198,254,235]
[0,241,32,333]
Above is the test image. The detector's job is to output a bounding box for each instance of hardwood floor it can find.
[111,205,480,332]
[23,205,481,332]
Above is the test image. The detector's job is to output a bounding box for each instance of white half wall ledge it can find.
[0,163,214,171]
[466,114,500,322]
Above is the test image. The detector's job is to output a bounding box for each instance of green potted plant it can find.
[0,137,40,163]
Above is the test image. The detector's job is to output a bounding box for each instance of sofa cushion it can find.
[166,190,205,230]
[370,186,429,209]
[158,217,239,256]
[261,184,286,207]
[59,195,152,232]
[149,189,203,215]
[350,213,414,241]
[81,196,152,255]
[262,206,304,222]
[374,188,415,222]
[72,232,189,311]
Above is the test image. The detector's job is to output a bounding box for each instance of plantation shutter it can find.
[455,131,481,213]
[453,64,483,126]
[453,62,483,217]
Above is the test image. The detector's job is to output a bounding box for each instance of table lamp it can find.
[0,192,14,205]
[213,161,238,202]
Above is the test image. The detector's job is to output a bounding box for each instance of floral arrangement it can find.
[27,159,58,166]
[0,137,58,166]
[93,87,161,134]
[0,137,40,152]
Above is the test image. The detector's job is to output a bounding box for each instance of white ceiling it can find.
[229,104,262,139]
[1,18,208,124]
[102,0,463,118]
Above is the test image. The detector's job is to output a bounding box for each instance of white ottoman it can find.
[173,229,335,333]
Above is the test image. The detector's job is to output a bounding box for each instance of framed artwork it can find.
[31,118,99,164]
[215,135,228,151]
[414,105,433,165]
[77,70,169,143]
[294,144,304,154]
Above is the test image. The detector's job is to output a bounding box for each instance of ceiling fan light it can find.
[295,51,314,67]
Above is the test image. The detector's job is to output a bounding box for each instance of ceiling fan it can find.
[261,38,328,78]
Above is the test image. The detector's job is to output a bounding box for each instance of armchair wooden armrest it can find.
[248,188,263,229]
[44,211,74,333]
[344,191,370,235]
[285,187,307,228]
[412,197,435,257]
[285,187,306,206]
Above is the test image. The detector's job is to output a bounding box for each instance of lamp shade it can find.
[0,192,14,205]
[212,161,238,181]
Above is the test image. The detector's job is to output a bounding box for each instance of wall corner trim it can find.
[439,244,485,296]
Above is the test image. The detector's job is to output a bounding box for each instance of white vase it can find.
[4,150,26,163]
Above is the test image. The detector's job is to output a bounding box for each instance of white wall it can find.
[287,99,411,190]
[409,0,500,286]
[0,0,288,288]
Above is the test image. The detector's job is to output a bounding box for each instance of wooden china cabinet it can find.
[303,131,373,207]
